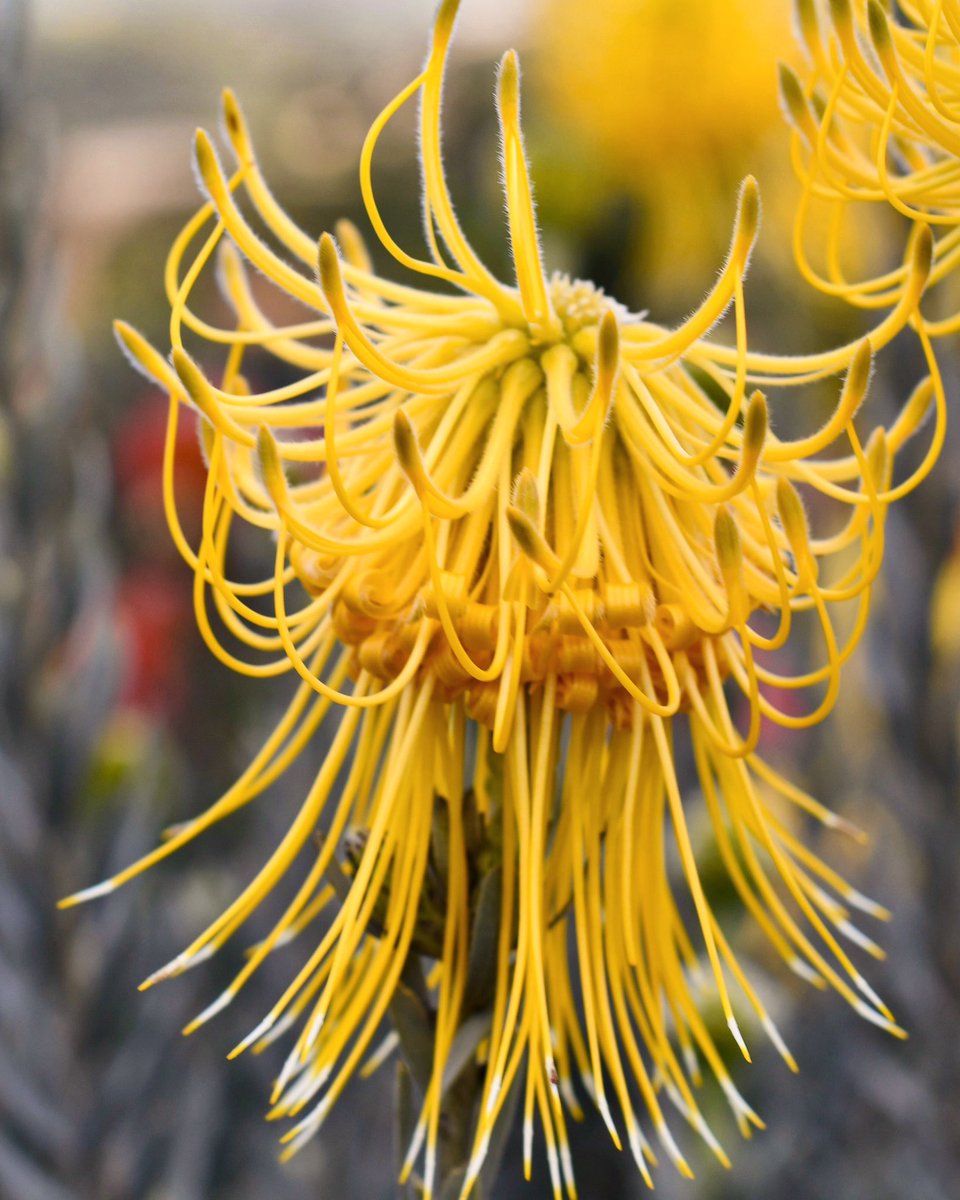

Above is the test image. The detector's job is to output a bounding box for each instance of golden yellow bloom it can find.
[65,3,944,1195]
[531,0,799,291]
[783,0,960,330]
[540,0,788,156]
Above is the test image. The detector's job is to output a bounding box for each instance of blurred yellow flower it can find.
[530,0,798,293]
[784,0,960,329]
[64,1,944,1195]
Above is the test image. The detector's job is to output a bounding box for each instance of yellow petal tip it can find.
[317,232,344,303]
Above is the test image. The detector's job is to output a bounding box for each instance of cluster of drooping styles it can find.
[66,2,945,1196]
[783,0,960,342]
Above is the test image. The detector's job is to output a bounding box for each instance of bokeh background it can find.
[3,0,959,1197]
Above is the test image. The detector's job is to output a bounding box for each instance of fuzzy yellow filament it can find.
[66,3,944,1196]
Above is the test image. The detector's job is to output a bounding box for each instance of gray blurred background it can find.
[2,1,959,1197]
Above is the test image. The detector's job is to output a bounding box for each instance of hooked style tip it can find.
[221,88,242,138]
[911,223,933,286]
[114,320,181,392]
[714,508,742,572]
[193,127,219,186]
[512,467,541,524]
[256,425,288,506]
[891,376,935,447]
[221,88,252,163]
[317,232,345,304]
[114,319,151,366]
[217,236,245,287]
[739,175,761,230]
[865,427,890,491]
[506,504,558,573]
[828,0,852,33]
[597,308,620,376]
[743,390,768,454]
[171,347,207,412]
[734,176,761,260]
[776,477,809,546]
[392,408,419,478]
[113,318,134,346]
[795,0,820,40]
[778,63,813,136]
[843,338,874,415]
[867,0,892,54]
[506,503,536,551]
[497,48,521,128]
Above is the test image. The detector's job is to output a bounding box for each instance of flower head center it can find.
[547,273,619,338]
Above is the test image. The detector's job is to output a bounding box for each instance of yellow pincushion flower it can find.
[530,0,799,291]
[64,3,944,1196]
[783,0,960,331]
[535,0,791,166]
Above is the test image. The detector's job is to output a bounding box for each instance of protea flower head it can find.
[64,1,943,1195]
[782,0,960,341]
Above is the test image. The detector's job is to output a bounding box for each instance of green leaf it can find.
[390,980,435,1094]
[441,1011,491,1095]
[395,1059,418,1199]
[464,867,502,1014]
[463,788,484,862]
[431,793,451,887]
